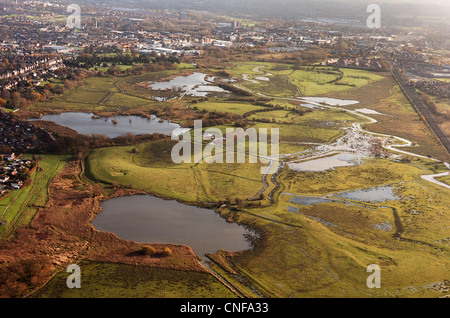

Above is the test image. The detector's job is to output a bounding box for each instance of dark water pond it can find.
[93,195,253,258]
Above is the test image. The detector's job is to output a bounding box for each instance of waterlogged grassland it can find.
[0,155,70,238]
[215,157,450,298]
[32,261,237,298]
[229,209,449,297]
[116,68,192,103]
[282,158,426,195]
[330,76,450,162]
[231,63,385,97]
[282,156,450,244]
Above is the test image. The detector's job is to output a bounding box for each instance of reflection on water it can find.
[31,112,185,138]
[334,186,399,203]
[299,97,359,106]
[146,72,228,97]
[93,195,253,258]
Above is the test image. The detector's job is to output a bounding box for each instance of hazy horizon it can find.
[79,0,450,27]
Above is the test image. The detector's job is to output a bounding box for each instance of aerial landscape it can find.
[0,0,449,304]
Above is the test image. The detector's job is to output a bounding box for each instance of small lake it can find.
[30,112,187,138]
[92,195,253,258]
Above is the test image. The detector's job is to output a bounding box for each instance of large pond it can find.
[92,195,253,258]
[30,112,188,138]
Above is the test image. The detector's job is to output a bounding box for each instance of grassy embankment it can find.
[85,140,270,203]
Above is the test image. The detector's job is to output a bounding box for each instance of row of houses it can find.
[0,154,34,193]
[325,57,385,71]
[0,109,56,152]
[0,55,64,90]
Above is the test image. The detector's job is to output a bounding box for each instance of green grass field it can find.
[249,107,363,125]
[231,63,385,97]
[85,140,268,203]
[436,174,450,186]
[193,101,266,115]
[0,155,69,238]
[33,77,155,112]
[251,122,343,144]
[31,261,237,298]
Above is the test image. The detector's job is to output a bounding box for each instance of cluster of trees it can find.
[65,50,180,75]
[261,48,328,66]
[419,92,450,120]
[0,257,53,298]
[52,132,169,156]
[199,110,245,127]
[0,68,96,110]
[107,61,179,77]
[218,83,252,96]
[0,90,31,110]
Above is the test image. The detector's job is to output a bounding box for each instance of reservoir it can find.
[30,112,187,138]
[92,195,253,258]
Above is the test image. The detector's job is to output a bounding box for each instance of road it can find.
[391,67,450,154]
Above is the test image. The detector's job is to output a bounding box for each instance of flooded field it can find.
[334,186,399,203]
[299,97,359,106]
[288,152,362,172]
[30,112,186,138]
[144,72,229,97]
